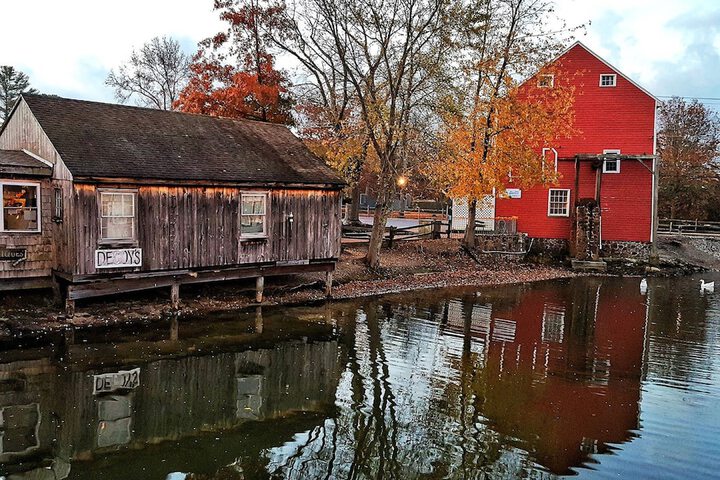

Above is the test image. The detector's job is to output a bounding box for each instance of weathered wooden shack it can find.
[0,94,344,312]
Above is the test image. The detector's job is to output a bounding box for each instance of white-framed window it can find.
[1,181,41,233]
[100,190,136,242]
[548,189,570,217]
[602,149,621,173]
[599,74,617,87]
[241,192,267,237]
[538,74,554,88]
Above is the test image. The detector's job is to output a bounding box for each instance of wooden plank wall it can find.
[0,99,72,181]
[69,185,342,276]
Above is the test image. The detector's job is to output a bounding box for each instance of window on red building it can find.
[547,189,570,217]
[599,74,617,87]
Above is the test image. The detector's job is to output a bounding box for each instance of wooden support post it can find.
[325,271,333,298]
[65,299,75,318]
[51,278,62,305]
[388,227,396,248]
[432,220,441,239]
[256,276,264,303]
[649,158,660,264]
[170,283,180,310]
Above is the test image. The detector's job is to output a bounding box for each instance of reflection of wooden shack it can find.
[0,94,344,312]
[0,313,345,478]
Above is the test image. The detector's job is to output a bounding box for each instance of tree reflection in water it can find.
[267,277,649,479]
[6,276,719,479]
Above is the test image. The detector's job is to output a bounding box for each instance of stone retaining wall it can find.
[600,240,651,260]
[476,233,528,253]
[474,233,651,261]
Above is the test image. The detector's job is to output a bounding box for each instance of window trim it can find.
[538,74,554,88]
[602,149,621,173]
[542,147,558,172]
[1,180,42,234]
[98,189,138,245]
[53,187,63,223]
[599,73,617,87]
[547,189,571,217]
[240,191,268,238]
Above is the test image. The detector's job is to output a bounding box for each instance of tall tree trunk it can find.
[347,183,362,225]
[366,198,392,269]
[462,199,477,249]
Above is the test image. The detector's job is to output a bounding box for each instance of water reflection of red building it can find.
[446,278,647,474]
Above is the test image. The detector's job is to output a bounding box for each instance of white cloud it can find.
[0,0,718,103]
[0,0,224,101]
[554,0,720,97]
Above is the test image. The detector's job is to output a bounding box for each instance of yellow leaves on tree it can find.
[434,71,576,201]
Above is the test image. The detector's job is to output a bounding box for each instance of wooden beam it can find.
[73,177,344,191]
[0,277,54,292]
[65,261,336,301]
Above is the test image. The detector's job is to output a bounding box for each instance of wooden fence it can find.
[657,218,720,236]
[342,220,450,246]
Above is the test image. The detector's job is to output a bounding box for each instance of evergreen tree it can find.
[0,66,38,123]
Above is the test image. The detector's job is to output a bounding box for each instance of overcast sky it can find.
[1,0,718,107]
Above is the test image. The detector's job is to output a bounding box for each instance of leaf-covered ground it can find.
[0,239,575,336]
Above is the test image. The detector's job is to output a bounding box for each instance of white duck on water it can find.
[701,280,715,293]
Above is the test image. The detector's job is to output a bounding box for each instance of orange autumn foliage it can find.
[174,58,292,123]
[434,73,576,201]
[174,0,292,123]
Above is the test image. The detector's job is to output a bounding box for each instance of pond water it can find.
[0,275,719,479]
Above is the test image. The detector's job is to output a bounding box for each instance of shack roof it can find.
[0,149,52,177]
[16,94,344,187]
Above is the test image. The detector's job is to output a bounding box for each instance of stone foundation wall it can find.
[528,238,570,261]
[600,240,651,260]
[475,233,651,261]
[476,233,528,253]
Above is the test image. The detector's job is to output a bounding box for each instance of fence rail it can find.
[342,220,450,246]
[658,218,720,235]
[473,217,518,235]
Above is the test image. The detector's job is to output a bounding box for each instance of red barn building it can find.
[494,42,658,260]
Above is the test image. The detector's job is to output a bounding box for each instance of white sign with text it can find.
[95,248,142,269]
[93,368,140,395]
[505,188,522,199]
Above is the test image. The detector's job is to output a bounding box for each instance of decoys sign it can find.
[95,248,142,269]
[93,368,140,394]
[0,248,26,261]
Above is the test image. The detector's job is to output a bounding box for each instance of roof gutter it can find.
[72,176,346,190]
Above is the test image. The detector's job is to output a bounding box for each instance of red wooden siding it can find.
[495,43,656,243]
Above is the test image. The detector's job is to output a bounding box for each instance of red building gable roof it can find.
[529,41,658,102]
